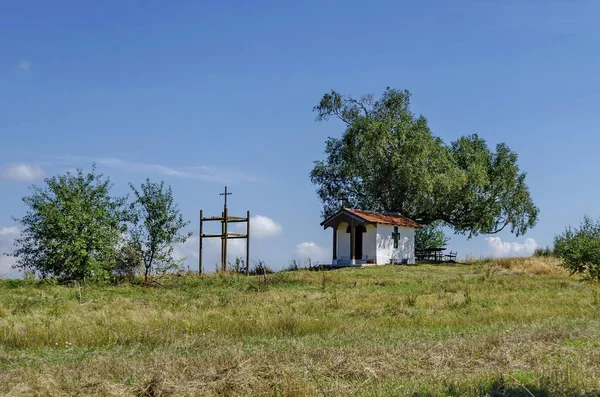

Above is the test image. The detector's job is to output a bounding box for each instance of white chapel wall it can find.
[376,224,416,264]
[336,222,350,262]
[363,224,377,263]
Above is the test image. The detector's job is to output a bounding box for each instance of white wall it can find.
[363,224,377,263]
[336,222,350,262]
[376,224,416,264]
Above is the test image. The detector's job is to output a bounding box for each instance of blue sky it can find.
[2,0,600,276]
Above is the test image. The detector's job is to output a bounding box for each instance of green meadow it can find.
[1,258,599,396]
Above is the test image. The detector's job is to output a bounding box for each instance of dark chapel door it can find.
[347,224,366,261]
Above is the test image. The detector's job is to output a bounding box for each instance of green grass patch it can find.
[0,258,599,396]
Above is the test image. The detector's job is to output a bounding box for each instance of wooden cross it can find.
[220,186,232,211]
[340,196,348,209]
[392,226,400,249]
[219,186,232,272]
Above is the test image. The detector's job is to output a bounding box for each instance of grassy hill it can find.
[1,258,599,396]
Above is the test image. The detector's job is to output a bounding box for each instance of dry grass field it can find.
[1,257,599,396]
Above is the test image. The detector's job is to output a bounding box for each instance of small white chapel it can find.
[320,208,422,265]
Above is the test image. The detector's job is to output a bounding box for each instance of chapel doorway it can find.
[346,224,366,261]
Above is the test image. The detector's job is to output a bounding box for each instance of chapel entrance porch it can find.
[329,215,377,265]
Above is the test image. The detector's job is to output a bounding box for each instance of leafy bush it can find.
[416,222,450,251]
[554,215,600,281]
[9,165,127,281]
[534,246,554,257]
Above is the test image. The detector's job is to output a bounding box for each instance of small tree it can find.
[129,179,191,282]
[8,165,127,281]
[554,215,600,281]
[415,223,450,251]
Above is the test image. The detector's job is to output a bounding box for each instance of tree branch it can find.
[332,109,351,125]
[346,97,370,118]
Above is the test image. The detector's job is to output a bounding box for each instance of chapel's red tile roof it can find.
[345,208,422,228]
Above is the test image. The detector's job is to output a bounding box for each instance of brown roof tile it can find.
[345,208,422,228]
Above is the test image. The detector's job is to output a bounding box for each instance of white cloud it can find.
[17,60,31,71]
[237,215,282,239]
[1,163,46,182]
[174,235,246,272]
[63,156,263,184]
[295,241,330,264]
[173,236,201,271]
[485,236,538,257]
[0,226,21,278]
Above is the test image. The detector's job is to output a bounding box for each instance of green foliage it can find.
[114,241,143,280]
[415,222,450,250]
[534,246,554,257]
[310,88,539,237]
[8,165,127,281]
[554,215,600,281]
[128,179,191,281]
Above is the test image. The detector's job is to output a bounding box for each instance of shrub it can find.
[9,165,127,281]
[250,260,273,275]
[416,222,450,251]
[534,246,554,257]
[554,215,600,281]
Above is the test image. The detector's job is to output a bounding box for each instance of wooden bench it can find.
[444,251,457,261]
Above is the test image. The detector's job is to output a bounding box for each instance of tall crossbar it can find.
[198,186,250,275]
